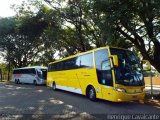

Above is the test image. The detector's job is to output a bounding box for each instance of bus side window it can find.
[80,53,93,68]
[75,57,80,68]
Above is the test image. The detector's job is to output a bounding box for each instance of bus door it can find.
[41,69,47,80]
[37,69,43,78]
[101,60,114,100]
[95,49,114,101]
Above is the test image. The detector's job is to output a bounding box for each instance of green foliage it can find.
[0,63,13,80]
[0,17,16,35]
[0,14,49,67]
[0,63,8,74]
[0,4,62,68]
[1,0,160,73]
[93,0,160,72]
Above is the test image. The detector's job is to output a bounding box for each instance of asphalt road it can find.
[0,82,160,120]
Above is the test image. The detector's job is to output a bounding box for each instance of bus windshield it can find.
[110,48,144,86]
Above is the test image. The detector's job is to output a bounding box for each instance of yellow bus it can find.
[47,46,146,102]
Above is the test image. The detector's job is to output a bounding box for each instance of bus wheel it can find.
[52,82,56,91]
[17,79,20,84]
[33,80,37,85]
[15,79,17,84]
[88,86,96,101]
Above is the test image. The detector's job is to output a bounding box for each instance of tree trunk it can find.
[151,60,160,73]
[7,61,10,81]
[151,41,160,72]
[0,69,2,81]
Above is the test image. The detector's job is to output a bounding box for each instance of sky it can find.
[0,0,23,17]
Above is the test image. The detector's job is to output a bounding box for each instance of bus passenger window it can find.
[80,53,93,68]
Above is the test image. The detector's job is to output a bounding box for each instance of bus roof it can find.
[48,46,130,65]
[13,66,47,70]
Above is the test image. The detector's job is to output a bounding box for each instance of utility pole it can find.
[150,67,153,100]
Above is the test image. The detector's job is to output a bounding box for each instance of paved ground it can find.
[0,82,160,120]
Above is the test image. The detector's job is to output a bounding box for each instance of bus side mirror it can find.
[141,60,151,71]
[110,55,118,67]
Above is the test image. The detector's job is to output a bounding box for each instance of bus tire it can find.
[87,86,96,101]
[17,79,20,84]
[33,80,37,85]
[15,79,17,84]
[52,82,56,91]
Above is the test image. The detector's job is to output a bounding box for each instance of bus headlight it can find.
[114,88,126,92]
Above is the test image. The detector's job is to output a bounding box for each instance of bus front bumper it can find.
[113,91,145,102]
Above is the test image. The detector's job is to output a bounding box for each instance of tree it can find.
[7,0,160,73]
[94,0,160,72]
[44,0,132,50]
[0,13,49,67]
[44,0,93,52]
[6,4,65,66]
